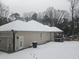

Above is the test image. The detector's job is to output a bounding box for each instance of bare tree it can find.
[0,2,9,17]
[45,7,55,27]
[68,0,79,35]
[23,12,35,21]
[69,0,79,19]
[31,13,38,20]
[9,13,20,21]
[0,1,9,25]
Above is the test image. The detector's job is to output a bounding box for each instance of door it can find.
[18,36,24,50]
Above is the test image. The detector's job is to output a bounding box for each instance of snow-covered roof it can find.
[50,27,63,32]
[0,20,62,32]
[0,20,28,31]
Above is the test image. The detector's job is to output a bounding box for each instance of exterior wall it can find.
[40,32,50,44]
[0,31,13,52]
[15,31,51,51]
[0,31,55,52]
[50,33,54,41]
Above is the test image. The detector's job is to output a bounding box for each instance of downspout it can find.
[11,30,15,52]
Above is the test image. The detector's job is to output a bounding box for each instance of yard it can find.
[0,41,79,59]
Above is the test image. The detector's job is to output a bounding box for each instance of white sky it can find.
[1,0,70,14]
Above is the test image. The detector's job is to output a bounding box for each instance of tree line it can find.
[0,0,79,36]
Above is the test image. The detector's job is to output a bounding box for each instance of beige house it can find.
[0,20,62,52]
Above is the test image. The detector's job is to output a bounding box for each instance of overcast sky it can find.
[1,0,70,14]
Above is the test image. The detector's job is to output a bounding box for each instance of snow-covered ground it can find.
[0,41,79,59]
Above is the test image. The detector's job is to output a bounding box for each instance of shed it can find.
[0,20,62,52]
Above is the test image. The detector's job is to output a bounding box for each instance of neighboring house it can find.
[0,20,62,52]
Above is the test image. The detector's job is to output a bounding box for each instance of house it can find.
[0,20,62,52]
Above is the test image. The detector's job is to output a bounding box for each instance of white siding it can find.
[0,31,13,52]
[15,32,51,51]
[50,33,54,41]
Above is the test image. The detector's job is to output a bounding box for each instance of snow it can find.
[50,27,63,32]
[0,20,62,32]
[0,41,79,59]
[0,20,28,31]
